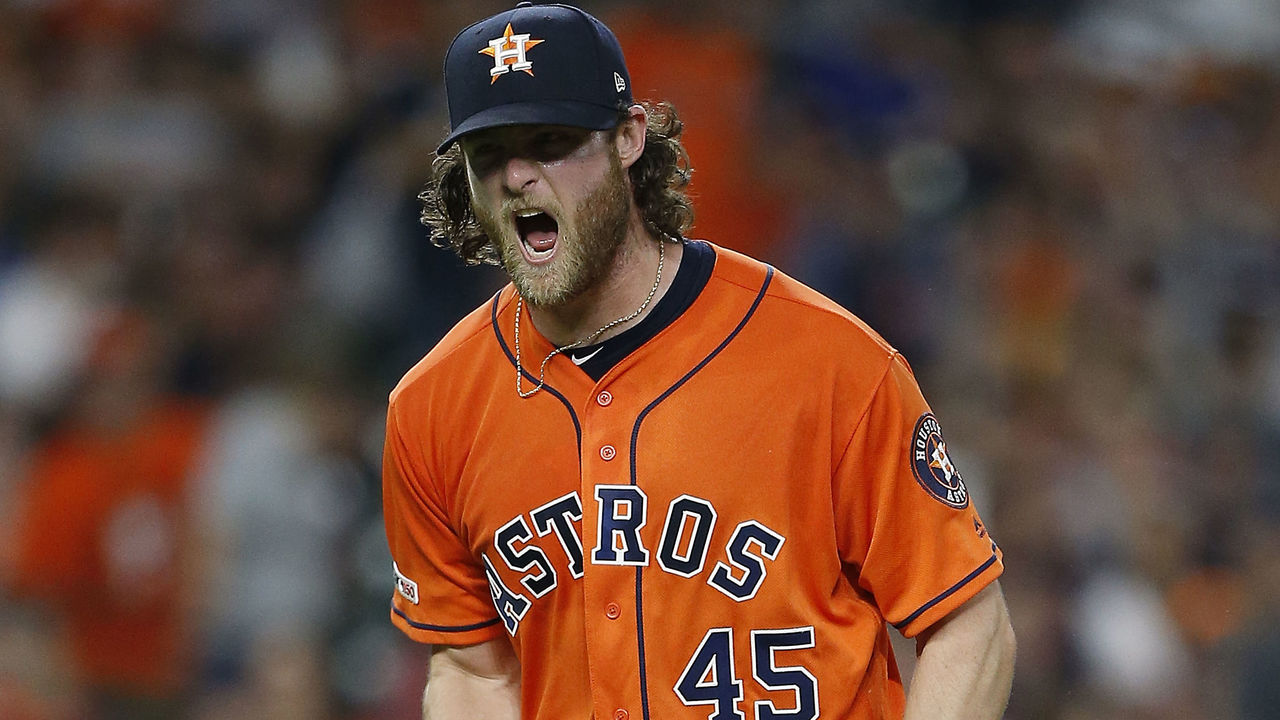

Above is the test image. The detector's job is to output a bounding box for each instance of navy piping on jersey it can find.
[628,266,775,720]
[572,240,716,381]
[490,291,583,468]
[893,551,1000,631]
[393,604,502,633]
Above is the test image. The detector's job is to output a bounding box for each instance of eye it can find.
[465,143,504,173]
[530,130,586,161]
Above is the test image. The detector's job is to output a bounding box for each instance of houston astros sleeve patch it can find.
[910,413,969,509]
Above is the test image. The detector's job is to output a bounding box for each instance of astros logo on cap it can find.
[480,23,545,84]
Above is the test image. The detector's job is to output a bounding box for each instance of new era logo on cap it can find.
[438,2,634,153]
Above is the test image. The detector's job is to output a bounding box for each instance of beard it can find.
[475,151,631,308]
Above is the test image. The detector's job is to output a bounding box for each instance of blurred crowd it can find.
[1,0,1278,718]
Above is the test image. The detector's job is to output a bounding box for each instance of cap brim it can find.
[436,100,621,154]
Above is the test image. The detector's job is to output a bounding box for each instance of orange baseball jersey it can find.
[383,243,1003,720]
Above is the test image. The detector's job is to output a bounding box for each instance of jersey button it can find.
[613,710,628,720]
[596,390,613,406]
[605,602,621,620]
[600,444,616,461]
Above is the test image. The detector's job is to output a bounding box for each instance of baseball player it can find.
[383,4,1015,719]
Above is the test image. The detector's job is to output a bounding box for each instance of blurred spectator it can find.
[607,0,786,261]
[7,311,212,719]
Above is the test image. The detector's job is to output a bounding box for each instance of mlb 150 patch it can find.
[910,413,969,509]
[394,562,419,605]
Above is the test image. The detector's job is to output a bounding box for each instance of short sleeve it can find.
[834,354,1003,638]
[382,401,504,645]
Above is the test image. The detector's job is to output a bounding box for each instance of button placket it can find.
[581,384,636,720]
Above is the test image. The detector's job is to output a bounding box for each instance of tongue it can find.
[517,212,559,253]
[526,229,558,252]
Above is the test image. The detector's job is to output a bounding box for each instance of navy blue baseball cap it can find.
[437,2,633,153]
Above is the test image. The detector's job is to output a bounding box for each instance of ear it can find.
[614,104,647,170]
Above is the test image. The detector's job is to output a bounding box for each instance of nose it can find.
[503,155,540,194]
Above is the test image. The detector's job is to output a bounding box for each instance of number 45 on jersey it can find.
[676,626,819,720]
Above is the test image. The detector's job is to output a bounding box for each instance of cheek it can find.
[546,157,618,211]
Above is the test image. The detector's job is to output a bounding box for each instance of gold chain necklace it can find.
[515,240,665,399]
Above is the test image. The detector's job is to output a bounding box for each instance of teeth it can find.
[515,209,545,218]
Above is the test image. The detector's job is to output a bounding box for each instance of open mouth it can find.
[514,209,560,264]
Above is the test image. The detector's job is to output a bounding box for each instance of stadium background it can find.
[1,0,1278,718]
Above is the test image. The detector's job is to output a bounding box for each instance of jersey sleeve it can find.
[834,354,1003,638]
[382,400,505,645]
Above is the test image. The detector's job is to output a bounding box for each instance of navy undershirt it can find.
[568,240,716,381]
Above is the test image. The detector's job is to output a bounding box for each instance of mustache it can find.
[473,199,562,228]
[502,200,561,218]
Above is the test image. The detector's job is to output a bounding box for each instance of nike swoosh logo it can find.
[570,347,604,365]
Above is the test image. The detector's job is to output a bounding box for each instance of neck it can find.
[529,224,683,348]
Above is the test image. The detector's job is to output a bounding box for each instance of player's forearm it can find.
[902,582,1016,720]
[422,670,520,720]
[422,642,522,720]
